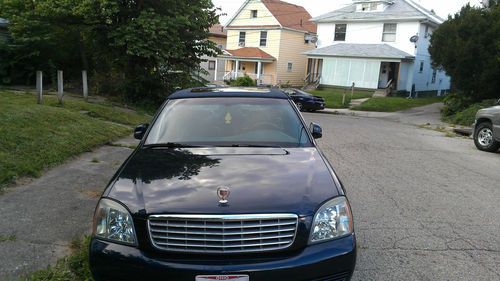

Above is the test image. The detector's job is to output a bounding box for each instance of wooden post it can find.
[82,70,88,101]
[342,89,346,106]
[57,70,64,104]
[351,82,355,101]
[36,71,43,104]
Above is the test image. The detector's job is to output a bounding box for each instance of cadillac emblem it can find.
[217,186,230,204]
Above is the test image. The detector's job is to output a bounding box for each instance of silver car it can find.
[473,99,500,152]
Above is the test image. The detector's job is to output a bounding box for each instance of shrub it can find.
[442,99,497,126]
[230,75,256,87]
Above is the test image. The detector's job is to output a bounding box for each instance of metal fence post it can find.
[57,70,64,104]
[36,71,43,104]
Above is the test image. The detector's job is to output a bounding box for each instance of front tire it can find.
[295,102,303,111]
[474,122,500,152]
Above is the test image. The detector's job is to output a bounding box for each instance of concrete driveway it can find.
[304,112,500,280]
[0,112,499,280]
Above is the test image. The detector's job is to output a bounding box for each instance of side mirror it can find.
[134,124,149,140]
[310,122,322,139]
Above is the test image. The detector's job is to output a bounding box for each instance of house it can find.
[218,0,317,86]
[305,0,451,96]
[199,24,227,83]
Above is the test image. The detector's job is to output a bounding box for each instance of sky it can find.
[212,0,483,24]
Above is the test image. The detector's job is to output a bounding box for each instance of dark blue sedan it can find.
[283,88,326,112]
[89,87,356,281]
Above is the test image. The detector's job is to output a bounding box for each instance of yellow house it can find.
[200,24,227,82]
[219,0,317,86]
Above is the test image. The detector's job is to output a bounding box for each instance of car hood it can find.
[107,147,339,216]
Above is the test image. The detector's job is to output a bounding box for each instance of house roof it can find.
[312,0,444,25]
[261,0,316,33]
[209,24,227,38]
[305,43,414,60]
[226,0,316,33]
[221,47,276,61]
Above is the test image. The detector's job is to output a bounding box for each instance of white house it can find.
[305,0,451,96]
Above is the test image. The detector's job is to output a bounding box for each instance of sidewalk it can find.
[0,136,138,280]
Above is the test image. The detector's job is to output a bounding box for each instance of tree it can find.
[0,0,220,104]
[429,4,500,103]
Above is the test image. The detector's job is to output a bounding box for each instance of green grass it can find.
[307,88,373,108]
[0,91,151,187]
[442,100,497,126]
[352,97,444,112]
[0,234,16,243]
[21,236,93,281]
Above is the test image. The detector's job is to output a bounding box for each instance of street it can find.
[1,112,499,280]
[304,112,500,280]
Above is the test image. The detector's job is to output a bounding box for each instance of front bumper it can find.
[89,234,356,281]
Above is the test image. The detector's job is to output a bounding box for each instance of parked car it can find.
[473,99,500,152]
[282,88,325,112]
[89,87,356,281]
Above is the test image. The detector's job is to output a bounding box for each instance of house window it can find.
[287,62,293,72]
[431,69,437,83]
[370,3,378,10]
[424,25,430,38]
[260,31,268,47]
[334,24,347,41]
[382,23,397,42]
[208,61,216,70]
[239,32,246,47]
[251,10,258,18]
[419,61,424,73]
[361,3,370,11]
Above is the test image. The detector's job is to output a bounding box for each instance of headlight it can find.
[92,198,137,245]
[309,196,353,244]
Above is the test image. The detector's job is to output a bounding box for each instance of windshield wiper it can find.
[143,142,204,149]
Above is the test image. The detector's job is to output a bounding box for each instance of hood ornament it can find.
[217,186,230,204]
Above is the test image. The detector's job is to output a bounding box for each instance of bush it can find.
[230,75,257,87]
[441,92,474,116]
[442,99,497,126]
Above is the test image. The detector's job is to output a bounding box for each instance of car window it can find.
[145,98,312,147]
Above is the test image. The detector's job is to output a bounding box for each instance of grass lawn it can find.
[0,91,151,188]
[307,88,373,108]
[21,237,93,281]
[351,97,444,112]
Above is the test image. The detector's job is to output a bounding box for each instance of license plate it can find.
[196,275,249,281]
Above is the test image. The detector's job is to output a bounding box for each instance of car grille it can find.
[148,214,298,253]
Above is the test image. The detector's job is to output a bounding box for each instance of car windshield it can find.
[145,97,312,147]
[284,89,311,97]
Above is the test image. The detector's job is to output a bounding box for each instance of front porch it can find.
[218,47,276,85]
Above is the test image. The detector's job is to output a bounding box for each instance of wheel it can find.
[295,102,303,111]
[474,122,500,152]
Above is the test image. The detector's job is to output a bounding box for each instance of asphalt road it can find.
[0,112,499,280]
[304,112,500,281]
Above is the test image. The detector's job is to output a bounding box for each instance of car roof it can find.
[168,87,290,99]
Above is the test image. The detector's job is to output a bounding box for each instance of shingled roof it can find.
[209,24,227,38]
[312,0,443,25]
[305,43,414,60]
[221,47,276,61]
[261,0,316,33]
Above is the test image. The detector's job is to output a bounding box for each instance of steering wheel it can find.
[249,122,282,131]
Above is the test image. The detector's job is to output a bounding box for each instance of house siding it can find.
[226,29,281,59]
[230,0,280,27]
[276,30,316,85]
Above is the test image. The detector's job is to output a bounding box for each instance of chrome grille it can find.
[148,214,298,253]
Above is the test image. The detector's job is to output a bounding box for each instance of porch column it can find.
[214,59,218,81]
[257,61,262,85]
[235,60,240,79]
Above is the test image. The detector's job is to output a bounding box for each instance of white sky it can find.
[212,0,483,25]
